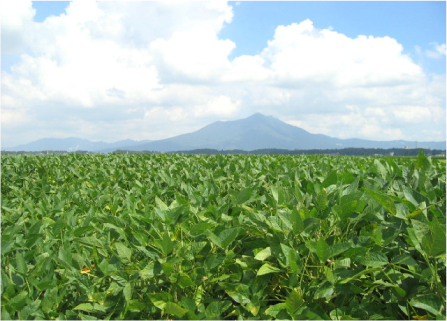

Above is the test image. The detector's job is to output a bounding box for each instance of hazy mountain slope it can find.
[2,137,152,152]
[126,113,446,152]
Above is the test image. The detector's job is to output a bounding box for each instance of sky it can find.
[1,1,446,148]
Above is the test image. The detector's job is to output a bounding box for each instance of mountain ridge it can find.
[2,113,445,152]
[2,137,152,152]
[122,113,445,152]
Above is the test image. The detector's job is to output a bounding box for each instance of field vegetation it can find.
[1,152,445,319]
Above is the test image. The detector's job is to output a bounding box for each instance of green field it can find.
[1,152,446,320]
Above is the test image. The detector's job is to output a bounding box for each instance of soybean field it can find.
[1,152,446,320]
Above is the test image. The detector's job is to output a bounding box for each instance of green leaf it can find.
[334,258,351,268]
[139,262,162,280]
[254,247,271,261]
[291,208,304,234]
[164,302,187,318]
[190,223,214,236]
[74,236,105,249]
[328,242,351,259]
[343,177,359,196]
[155,196,169,211]
[74,303,94,313]
[354,251,388,267]
[232,187,257,205]
[58,247,74,270]
[257,263,281,276]
[373,159,388,179]
[316,188,329,211]
[115,243,132,263]
[337,200,358,220]
[15,252,27,274]
[265,303,287,318]
[126,300,147,312]
[392,286,407,298]
[422,223,446,258]
[205,301,232,320]
[0,269,8,295]
[155,232,174,256]
[391,254,418,266]
[178,274,194,288]
[364,188,396,216]
[281,244,303,272]
[8,290,29,311]
[123,283,132,302]
[2,240,15,255]
[410,295,443,316]
[148,292,173,310]
[270,185,279,204]
[415,150,431,172]
[411,219,430,245]
[322,171,338,188]
[314,281,334,299]
[221,283,251,304]
[316,238,330,262]
[204,254,225,271]
[402,186,419,207]
[286,290,305,315]
[218,227,241,249]
[1,309,11,320]
[180,297,196,312]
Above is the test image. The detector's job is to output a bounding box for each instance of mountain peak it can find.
[249,112,265,117]
[247,112,269,119]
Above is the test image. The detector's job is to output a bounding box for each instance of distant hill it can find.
[3,114,445,152]
[121,113,446,152]
[2,137,152,152]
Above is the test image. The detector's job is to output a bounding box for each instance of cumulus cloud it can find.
[193,96,240,117]
[150,27,235,83]
[257,20,423,88]
[1,1,445,147]
[1,0,35,54]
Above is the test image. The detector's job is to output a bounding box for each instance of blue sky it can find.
[32,1,69,22]
[1,1,446,147]
[220,1,446,74]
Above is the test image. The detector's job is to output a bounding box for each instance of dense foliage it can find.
[1,152,445,320]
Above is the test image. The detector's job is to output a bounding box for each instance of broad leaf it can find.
[364,188,396,216]
[115,243,132,263]
[257,263,281,276]
[410,295,443,316]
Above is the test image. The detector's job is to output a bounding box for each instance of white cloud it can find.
[1,106,31,128]
[1,1,445,147]
[259,20,423,88]
[392,106,433,123]
[223,55,270,82]
[436,43,446,55]
[193,96,240,117]
[95,1,233,46]
[150,27,235,82]
[1,0,35,54]
[426,42,446,58]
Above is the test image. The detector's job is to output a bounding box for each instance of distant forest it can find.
[164,148,446,157]
[3,147,445,157]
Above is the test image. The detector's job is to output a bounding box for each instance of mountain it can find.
[3,114,445,152]
[2,137,152,152]
[121,113,446,152]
